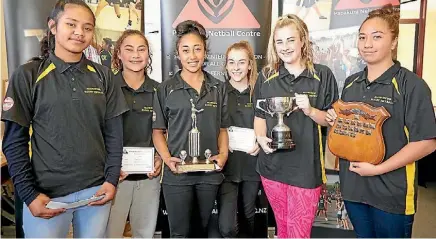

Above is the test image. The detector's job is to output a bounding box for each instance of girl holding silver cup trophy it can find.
[253,14,338,238]
[152,20,229,237]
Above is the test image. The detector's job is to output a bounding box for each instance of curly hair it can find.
[112,29,153,73]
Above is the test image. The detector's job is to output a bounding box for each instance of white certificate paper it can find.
[228,126,256,153]
[122,147,154,174]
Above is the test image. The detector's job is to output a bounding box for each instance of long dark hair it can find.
[34,0,95,60]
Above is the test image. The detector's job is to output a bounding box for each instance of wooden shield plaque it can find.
[327,100,391,165]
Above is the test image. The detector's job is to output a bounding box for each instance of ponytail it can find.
[39,30,56,59]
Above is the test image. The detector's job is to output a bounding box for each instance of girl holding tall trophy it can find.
[218,41,260,238]
[152,20,229,237]
[253,14,338,238]
[326,5,436,238]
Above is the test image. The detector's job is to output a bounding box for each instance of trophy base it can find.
[177,160,216,173]
[270,131,296,150]
[270,140,296,150]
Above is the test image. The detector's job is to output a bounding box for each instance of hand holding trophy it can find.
[176,99,218,173]
[256,97,299,150]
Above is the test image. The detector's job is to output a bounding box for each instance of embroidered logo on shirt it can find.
[84,87,104,95]
[142,106,153,112]
[2,97,14,111]
[205,101,218,107]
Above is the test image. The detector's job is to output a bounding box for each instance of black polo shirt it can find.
[115,72,159,181]
[254,64,339,188]
[223,81,259,182]
[1,52,128,199]
[339,61,436,215]
[152,71,229,185]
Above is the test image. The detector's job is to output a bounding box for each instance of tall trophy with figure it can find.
[177,99,216,172]
[256,97,298,150]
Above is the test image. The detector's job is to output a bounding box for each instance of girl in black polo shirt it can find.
[106,30,162,238]
[218,41,260,238]
[253,14,338,238]
[326,5,436,238]
[152,20,229,237]
[1,0,127,237]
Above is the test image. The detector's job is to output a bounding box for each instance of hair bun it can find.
[368,4,400,20]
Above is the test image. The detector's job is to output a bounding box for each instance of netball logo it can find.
[172,0,259,29]
[198,0,235,24]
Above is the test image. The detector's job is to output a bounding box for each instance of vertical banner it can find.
[161,0,272,81]
[158,0,272,237]
[3,0,58,76]
[278,0,400,232]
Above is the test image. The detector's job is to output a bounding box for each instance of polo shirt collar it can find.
[278,63,316,81]
[119,72,155,93]
[49,51,88,73]
[226,80,250,95]
[356,61,402,85]
[173,70,219,91]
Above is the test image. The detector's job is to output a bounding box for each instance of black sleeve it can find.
[317,66,339,110]
[103,115,123,187]
[1,68,33,127]
[404,77,436,142]
[152,84,168,129]
[220,83,230,128]
[253,73,266,119]
[104,70,129,120]
[2,121,39,206]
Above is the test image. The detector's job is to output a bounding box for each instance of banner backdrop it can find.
[3,0,58,77]
[160,0,272,81]
[158,0,272,237]
[278,0,400,232]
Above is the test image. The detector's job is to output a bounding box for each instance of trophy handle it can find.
[256,99,274,117]
[286,97,299,117]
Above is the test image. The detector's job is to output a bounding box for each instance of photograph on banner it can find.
[313,172,353,230]
[160,0,272,81]
[310,26,364,95]
[82,0,143,69]
[279,0,333,32]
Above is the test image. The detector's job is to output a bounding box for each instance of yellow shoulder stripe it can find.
[264,72,279,83]
[344,76,360,89]
[404,125,415,215]
[318,125,327,183]
[313,73,321,81]
[392,77,400,95]
[36,63,56,83]
[87,65,97,73]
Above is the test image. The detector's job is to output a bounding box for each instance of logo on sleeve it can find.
[152,111,157,122]
[2,97,14,111]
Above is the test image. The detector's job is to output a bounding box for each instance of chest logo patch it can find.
[2,97,14,111]
[370,96,393,105]
[84,87,104,95]
[141,106,153,112]
[205,101,218,107]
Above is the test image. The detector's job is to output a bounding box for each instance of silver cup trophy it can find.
[256,97,298,150]
[176,99,216,172]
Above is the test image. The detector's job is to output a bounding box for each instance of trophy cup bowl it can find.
[256,97,297,150]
